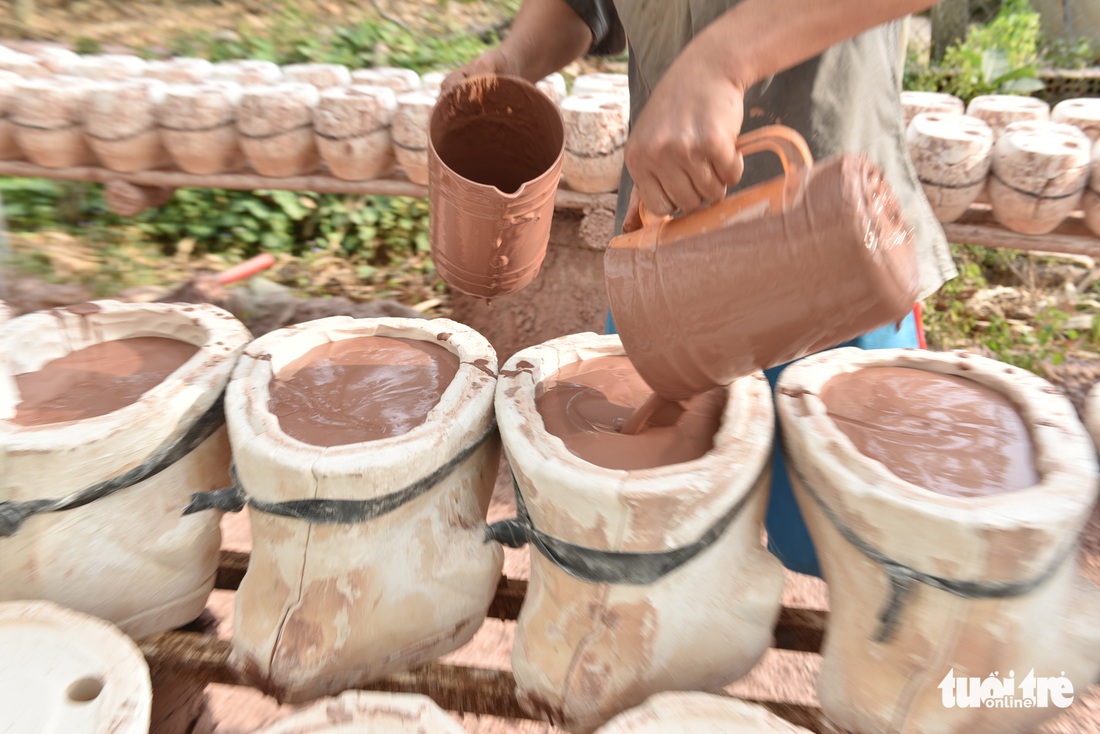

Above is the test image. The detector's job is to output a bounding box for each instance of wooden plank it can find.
[943,205,1100,258]
[138,631,833,732]
[0,161,617,212]
[213,551,828,654]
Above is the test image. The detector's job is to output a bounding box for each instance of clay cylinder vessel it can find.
[350,67,420,94]
[776,347,1100,734]
[0,51,49,78]
[571,72,629,97]
[209,59,283,86]
[158,81,246,174]
[282,63,351,90]
[0,71,22,160]
[560,92,629,193]
[429,74,565,298]
[314,85,397,181]
[392,90,437,185]
[989,120,1091,235]
[537,72,566,105]
[907,112,993,223]
[1087,381,1100,455]
[238,82,321,177]
[0,300,252,639]
[419,71,445,93]
[1053,97,1100,144]
[60,53,147,81]
[495,332,784,734]
[605,125,921,401]
[1084,139,1100,238]
[0,600,152,734]
[21,45,79,74]
[900,90,965,129]
[253,691,469,734]
[966,94,1050,139]
[84,78,172,172]
[224,316,503,703]
[143,57,213,84]
[10,77,97,168]
[592,692,813,734]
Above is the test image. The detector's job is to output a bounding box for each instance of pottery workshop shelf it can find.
[2,159,1100,259]
[139,550,835,734]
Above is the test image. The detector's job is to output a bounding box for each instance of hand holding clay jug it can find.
[605,125,922,401]
[428,74,564,299]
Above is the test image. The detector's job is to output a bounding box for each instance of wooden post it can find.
[932,0,970,62]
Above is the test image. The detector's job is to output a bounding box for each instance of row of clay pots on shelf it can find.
[903,92,1100,236]
[0,48,631,192]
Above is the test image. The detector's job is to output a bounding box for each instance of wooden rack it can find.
[138,550,835,733]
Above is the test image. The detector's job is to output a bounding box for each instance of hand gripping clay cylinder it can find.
[158,81,246,175]
[0,301,252,639]
[238,82,321,177]
[0,600,152,734]
[966,94,1051,140]
[560,93,629,194]
[220,316,503,703]
[252,691,469,734]
[900,91,965,129]
[11,77,97,168]
[314,85,398,181]
[429,74,565,299]
[989,120,1091,235]
[592,692,813,734]
[907,112,993,223]
[84,78,172,173]
[393,90,437,185]
[776,347,1100,734]
[493,332,784,734]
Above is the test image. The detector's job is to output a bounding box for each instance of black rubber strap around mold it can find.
[184,422,498,524]
[784,436,1079,644]
[485,469,763,586]
[0,395,227,538]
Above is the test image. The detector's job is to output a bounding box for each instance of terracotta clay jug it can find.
[428,74,564,299]
[605,125,921,401]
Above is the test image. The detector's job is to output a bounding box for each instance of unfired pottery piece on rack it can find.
[10,77,97,168]
[1052,97,1100,144]
[560,92,628,194]
[60,54,146,81]
[84,78,172,173]
[142,57,214,84]
[349,67,420,94]
[282,63,352,89]
[571,72,629,97]
[989,119,1091,235]
[253,691,469,733]
[419,71,445,93]
[392,90,437,185]
[314,85,398,181]
[1087,381,1100,455]
[158,81,246,174]
[0,600,152,734]
[0,52,50,78]
[966,94,1051,139]
[238,82,321,177]
[22,46,79,74]
[537,72,567,105]
[209,59,283,86]
[907,112,993,223]
[1085,138,1100,238]
[592,692,813,733]
[900,90,965,129]
[0,71,22,160]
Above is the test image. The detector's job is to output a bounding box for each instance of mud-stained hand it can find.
[623,43,747,227]
[441,49,521,95]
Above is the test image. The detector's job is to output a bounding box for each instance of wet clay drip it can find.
[820,366,1039,497]
[536,355,725,471]
[12,337,199,426]
[268,336,459,447]
[432,77,561,193]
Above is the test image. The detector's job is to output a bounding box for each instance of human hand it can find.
[622,44,748,232]
[441,49,521,95]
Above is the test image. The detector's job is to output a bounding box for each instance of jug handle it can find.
[638,125,814,228]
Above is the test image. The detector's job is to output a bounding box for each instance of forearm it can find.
[691,0,940,93]
[496,0,594,81]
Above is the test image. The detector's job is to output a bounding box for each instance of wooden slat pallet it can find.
[2,160,1099,259]
[140,550,834,732]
